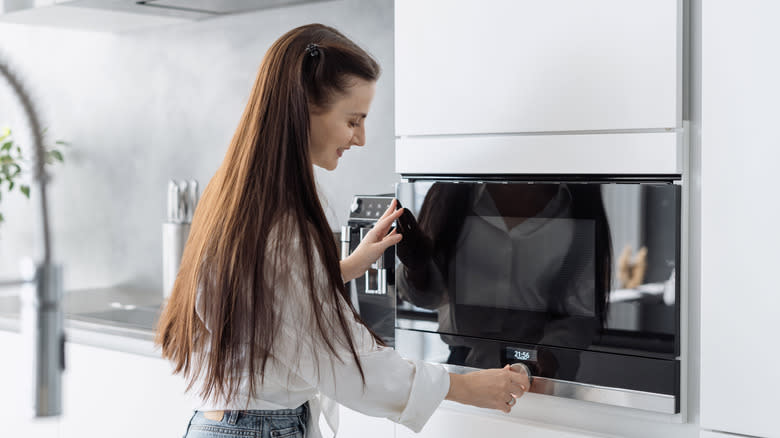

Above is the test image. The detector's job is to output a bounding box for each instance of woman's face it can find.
[309,78,376,170]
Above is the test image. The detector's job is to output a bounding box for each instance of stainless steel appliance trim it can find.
[442,363,676,414]
[340,226,351,261]
[398,174,682,183]
[360,228,386,295]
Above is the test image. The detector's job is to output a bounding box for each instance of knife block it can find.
[162,222,191,299]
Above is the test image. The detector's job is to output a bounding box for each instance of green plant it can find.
[0,126,68,224]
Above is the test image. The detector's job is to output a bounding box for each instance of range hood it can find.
[0,0,329,32]
[69,0,329,19]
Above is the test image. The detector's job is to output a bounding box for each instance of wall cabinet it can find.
[395,0,681,137]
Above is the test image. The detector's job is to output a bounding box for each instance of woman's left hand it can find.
[340,199,404,283]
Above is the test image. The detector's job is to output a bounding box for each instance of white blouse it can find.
[190,221,450,438]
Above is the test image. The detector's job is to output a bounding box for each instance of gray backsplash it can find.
[0,0,396,292]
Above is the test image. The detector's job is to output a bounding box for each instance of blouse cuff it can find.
[397,360,450,433]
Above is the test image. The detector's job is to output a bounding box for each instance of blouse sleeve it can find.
[268,229,450,433]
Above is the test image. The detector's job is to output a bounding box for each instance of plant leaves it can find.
[49,150,64,163]
[0,212,4,223]
[1,141,11,152]
[8,181,13,191]
[20,185,30,198]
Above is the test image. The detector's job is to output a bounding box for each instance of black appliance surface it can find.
[391,180,681,414]
[342,194,396,346]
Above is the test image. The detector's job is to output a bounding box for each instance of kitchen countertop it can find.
[0,286,164,357]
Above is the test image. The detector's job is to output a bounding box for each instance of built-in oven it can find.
[392,177,681,414]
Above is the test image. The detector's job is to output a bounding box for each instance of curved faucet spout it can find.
[0,54,63,418]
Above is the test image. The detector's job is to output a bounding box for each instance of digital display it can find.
[505,347,537,363]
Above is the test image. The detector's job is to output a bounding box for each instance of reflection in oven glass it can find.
[395,182,679,372]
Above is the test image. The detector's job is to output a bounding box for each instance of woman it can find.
[156,23,529,438]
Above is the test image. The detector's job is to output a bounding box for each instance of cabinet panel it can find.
[337,405,395,438]
[395,131,681,175]
[0,331,61,438]
[700,2,780,438]
[395,0,680,136]
[396,407,605,438]
[58,342,193,438]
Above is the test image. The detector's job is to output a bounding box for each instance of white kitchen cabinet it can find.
[336,405,395,438]
[395,131,684,175]
[395,0,681,136]
[58,340,193,438]
[0,331,61,438]
[397,406,608,438]
[699,2,780,438]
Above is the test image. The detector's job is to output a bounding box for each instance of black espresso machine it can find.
[341,194,397,346]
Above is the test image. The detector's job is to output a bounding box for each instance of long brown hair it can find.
[155,24,382,404]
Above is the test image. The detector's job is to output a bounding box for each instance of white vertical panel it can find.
[700,2,780,438]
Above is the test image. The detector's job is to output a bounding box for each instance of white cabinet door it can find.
[336,405,395,438]
[700,2,780,438]
[395,406,604,438]
[58,342,193,438]
[0,331,61,438]
[395,0,680,136]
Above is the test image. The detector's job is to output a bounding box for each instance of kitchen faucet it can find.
[0,55,64,417]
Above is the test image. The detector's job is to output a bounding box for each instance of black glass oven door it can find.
[395,181,680,366]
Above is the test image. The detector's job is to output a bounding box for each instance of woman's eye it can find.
[349,120,361,128]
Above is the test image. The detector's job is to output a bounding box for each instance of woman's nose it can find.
[352,126,366,147]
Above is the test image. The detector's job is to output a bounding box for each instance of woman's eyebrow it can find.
[348,112,367,118]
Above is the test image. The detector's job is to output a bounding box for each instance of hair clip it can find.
[305,43,321,58]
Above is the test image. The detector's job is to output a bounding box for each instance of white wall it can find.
[0,0,396,292]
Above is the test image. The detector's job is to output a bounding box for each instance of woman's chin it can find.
[314,161,338,171]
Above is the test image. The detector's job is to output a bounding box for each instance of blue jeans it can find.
[183,403,309,438]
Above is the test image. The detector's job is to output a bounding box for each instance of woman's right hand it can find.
[340,199,404,283]
[445,365,531,413]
